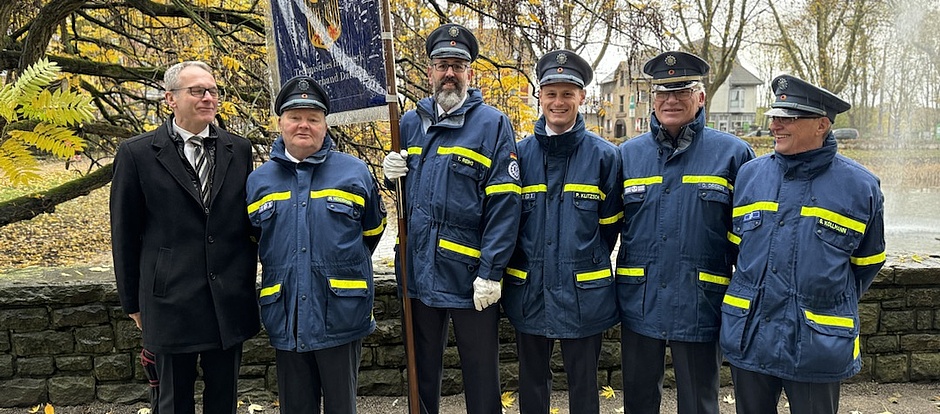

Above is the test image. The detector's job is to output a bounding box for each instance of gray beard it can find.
[434,89,464,112]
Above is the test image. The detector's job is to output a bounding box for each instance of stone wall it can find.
[0,259,938,407]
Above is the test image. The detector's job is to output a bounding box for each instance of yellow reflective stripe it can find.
[804,310,855,329]
[616,267,644,277]
[247,191,291,213]
[723,294,750,310]
[259,284,281,298]
[437,146,492,167]
[576,268,612,282]
[800,206,867,234]
[851,251,886,266]
[624,176,663,187]
[506,267,527,280]
[485,183,522,195]
[727,231,741,245]
[564,184,606,201]
[853,336,860,359]
[310,189,365,207]
[699,272,730,286]
[406,146,422,155]
[732,201,779,218]
[329,279,368,289]
[438,239,482,258]
[363,217,387,237]
[600,211,624,225]
[682,175,732,190]
[522,184,548,194]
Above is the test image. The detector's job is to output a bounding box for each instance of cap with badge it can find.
[536,50,593,88]
[643,51,710,91]
[274,75,330,116]
[764,74,850,122]
[426,23,479,62]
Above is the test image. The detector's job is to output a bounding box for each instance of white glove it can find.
[383,150,409,180]
[472,277,501,311]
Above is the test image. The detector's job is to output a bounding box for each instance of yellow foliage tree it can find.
[0,58,94,185]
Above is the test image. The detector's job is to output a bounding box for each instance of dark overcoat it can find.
[111,119,260,354]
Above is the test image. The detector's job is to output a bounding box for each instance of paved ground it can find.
[3,382,939,413]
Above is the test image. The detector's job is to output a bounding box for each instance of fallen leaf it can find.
[29,405,41,414]
[391,398,398,407]
[44,404,54,414]
[550,408,559,414]
[722,393,736,404]
[248,403,264,414]
[600,385,616,399]
[912,254,924,263]
[501,391,516,408]
[237,401,244,407]
[272,400,279,407]
[136,408,151,414]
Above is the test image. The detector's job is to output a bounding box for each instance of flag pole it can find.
[378,1,420,412]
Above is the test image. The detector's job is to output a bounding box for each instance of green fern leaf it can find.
[0,138,41,186]
[13,58,59,103]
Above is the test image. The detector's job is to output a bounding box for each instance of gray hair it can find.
[164,61,213,91]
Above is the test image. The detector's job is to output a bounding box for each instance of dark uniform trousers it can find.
[730,366,841,414]
[409,298,501,414]
[621,329,721,414]
[155,345,242,414]
[517,332,603,414]
[275,339,362,414]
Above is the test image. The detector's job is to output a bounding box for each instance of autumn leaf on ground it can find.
[273,400,280,407]
[247,403,264,414]
[44,404,54,414]
[550,408,559,414]
[722,393,735,404]
[501,391,517,408]
[136,408,151,414]
[912,254,925,263]
[600,385,616,399]
[29,405,41,414]
[237,401,244,407]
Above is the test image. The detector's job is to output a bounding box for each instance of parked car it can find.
[744,129,772,137]
[833,128,859,140]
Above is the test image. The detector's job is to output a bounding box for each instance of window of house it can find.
[619,95,624,112]
[729,87,745,111]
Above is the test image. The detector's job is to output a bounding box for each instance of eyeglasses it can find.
[431,62,470,73]
[769,116,822,125]
[652,89,696,102]
[170,86,221,98]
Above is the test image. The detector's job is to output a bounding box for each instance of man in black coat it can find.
[111,60,260,414]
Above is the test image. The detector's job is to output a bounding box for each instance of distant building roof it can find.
[729,62,763,86]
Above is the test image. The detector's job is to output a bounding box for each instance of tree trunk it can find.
[0,164,112,227]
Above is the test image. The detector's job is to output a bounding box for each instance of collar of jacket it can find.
[773,134,837,180]
[270,133,334,166]
[534,113,585,156]
[416,88,484,127]
[649,107,704,151]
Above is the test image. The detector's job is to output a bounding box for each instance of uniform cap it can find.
[274,75,330,116]
[764,75,850,122]
[426,23,479,62]
[643,51,710,91]
[536,50,593,88]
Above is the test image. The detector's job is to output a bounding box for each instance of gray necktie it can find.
[190,136,211,204]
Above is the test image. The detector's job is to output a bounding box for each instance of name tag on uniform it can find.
[743,211,761,222]
[454,155,476,167]
[698,182,729,193]
[624,185,646,196]
[818,218,848,234]
[573,192,601,201]
[327,196,354,207]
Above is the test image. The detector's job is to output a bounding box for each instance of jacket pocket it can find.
[615,263,646,320]
[434,232,482,297]
[696,268,731,325]
[574,265,615,324]
[324,270,373,336]
[152,248,172,297]
[719,284,756,357]
[258,267,288,340]
[796,302,859,374]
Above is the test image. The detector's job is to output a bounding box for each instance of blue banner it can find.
[267,0,389,124]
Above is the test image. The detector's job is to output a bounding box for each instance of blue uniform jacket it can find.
[617,108,755,342]
[397,88,522,308]
[720,135,886,382]
[503,114,623,338]
[246,135,386,352]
